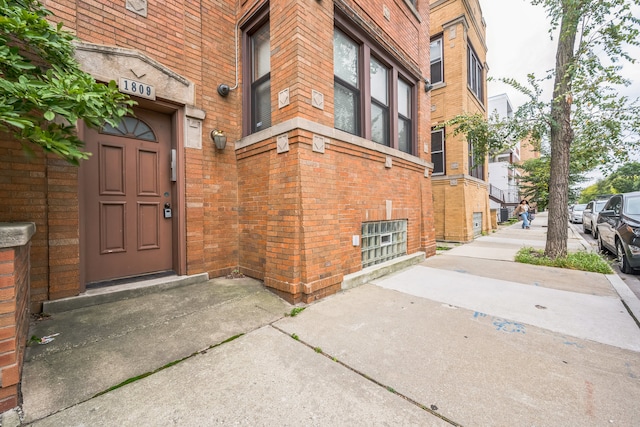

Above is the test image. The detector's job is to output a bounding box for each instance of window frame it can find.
[468,138,484,180]
[242,7,271,137]
[431,127,445,175]
[334,28,362,137]
[430,35,443,85]
[334,15,418,155]
[397,77,412,154]
[467,43,484,102]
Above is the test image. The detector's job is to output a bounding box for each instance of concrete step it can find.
[42,273,210,313]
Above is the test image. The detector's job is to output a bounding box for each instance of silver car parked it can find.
[569,203,587,224]
[582,199,609,238]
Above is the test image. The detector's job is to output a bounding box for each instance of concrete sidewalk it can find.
[13,212,640,426]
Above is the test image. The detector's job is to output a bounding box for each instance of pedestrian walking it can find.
[513,199,530,229]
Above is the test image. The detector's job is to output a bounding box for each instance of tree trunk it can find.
[545,2,580,259]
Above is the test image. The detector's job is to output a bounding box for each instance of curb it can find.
[606,273,640,327]
[567,221,593,252]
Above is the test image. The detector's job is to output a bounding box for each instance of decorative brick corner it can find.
[0,222,36,412]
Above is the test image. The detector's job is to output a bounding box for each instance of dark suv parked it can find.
[596,192,640,273]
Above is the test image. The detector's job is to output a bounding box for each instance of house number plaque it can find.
[119,78,156,100]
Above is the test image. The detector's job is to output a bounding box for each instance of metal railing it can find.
[489,184,520,204]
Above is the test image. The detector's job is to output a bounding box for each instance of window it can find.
[431,128,445,175]
[334,29,360,136]
[242,9,271,136]
[333,23,417,154]
[251,22,271,133]
[101,117,156,141]
[370,57,389,146]
[397,78,411,153]
[430,36,443,85]
[467,43,483,101]
[468,138,484,179]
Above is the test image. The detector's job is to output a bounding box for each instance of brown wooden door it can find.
[82,108,173,284]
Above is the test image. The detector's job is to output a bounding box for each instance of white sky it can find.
[480,0,556,108]
[479,0,640,108]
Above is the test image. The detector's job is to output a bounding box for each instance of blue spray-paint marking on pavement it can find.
[563,341,584,348]
[473,312,526,334]
[492,318,526,334]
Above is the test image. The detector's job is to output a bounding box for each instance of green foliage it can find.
[580,162,640,203]
[516,158,551,210]
[516,150,587,209]
[0,0,134,164]
[515,247,613,274]
[286,307,306,317]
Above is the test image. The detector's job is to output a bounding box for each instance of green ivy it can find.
[0,0,134,164]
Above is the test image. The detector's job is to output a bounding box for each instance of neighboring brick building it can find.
[429,0,490,241]
[0,0,436,310]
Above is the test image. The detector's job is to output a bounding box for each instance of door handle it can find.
[170,149,177,182]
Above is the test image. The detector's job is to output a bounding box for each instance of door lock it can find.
[164,203,172,219]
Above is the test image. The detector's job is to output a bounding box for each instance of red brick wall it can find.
[0,136,49,311]
[237,130,434,304]
[1,0,434,309]
[0,242,32,412]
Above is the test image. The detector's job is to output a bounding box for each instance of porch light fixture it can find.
[424,78,434,93]
[210,129,227,150]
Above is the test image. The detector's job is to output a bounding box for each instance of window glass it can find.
[398,119,410,153]
[430,37,443,84]
[334,30,359,88]
[607,197,622,214]
[335,82,359,135]
[398,78,411,153]
[253,79,271,131]
[370,57,388,105]
[431,128,445,174]
[252,23,270,81]
[334,29,360,136]
[250,21,271,133]
[625,196,640,215]
[101,117,157,141]
[398,79,410,118]
[468,138,483,179]
[467,44,483,101]
[370,57,389,146]
[371,103,388,146]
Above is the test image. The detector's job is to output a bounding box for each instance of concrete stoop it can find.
[42,273,210,314]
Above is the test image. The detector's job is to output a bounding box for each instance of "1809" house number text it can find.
[118,78,156,100]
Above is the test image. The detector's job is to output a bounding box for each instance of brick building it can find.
[0,0,437,314]
[429,0,490,241]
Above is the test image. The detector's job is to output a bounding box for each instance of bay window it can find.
[333,23,417,155]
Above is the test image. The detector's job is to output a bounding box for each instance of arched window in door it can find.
[101,117,157,141]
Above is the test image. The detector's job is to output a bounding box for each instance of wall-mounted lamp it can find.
[424,78,434,93]
[210,130,227,150]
